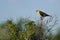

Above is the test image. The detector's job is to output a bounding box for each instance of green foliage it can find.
[24,21,36,40]
[53,28,60,40]
[6,20,18,40]
[0,18,59,40]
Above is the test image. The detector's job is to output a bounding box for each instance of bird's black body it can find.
[39,11,50,17]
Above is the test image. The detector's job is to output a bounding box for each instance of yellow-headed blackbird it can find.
[36,9,51,17]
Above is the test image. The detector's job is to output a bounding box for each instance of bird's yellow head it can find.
[36,9,40,15]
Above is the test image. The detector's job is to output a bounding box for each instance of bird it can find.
[36,9,51,17]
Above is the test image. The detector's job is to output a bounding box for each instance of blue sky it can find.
[0,0,60,22]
